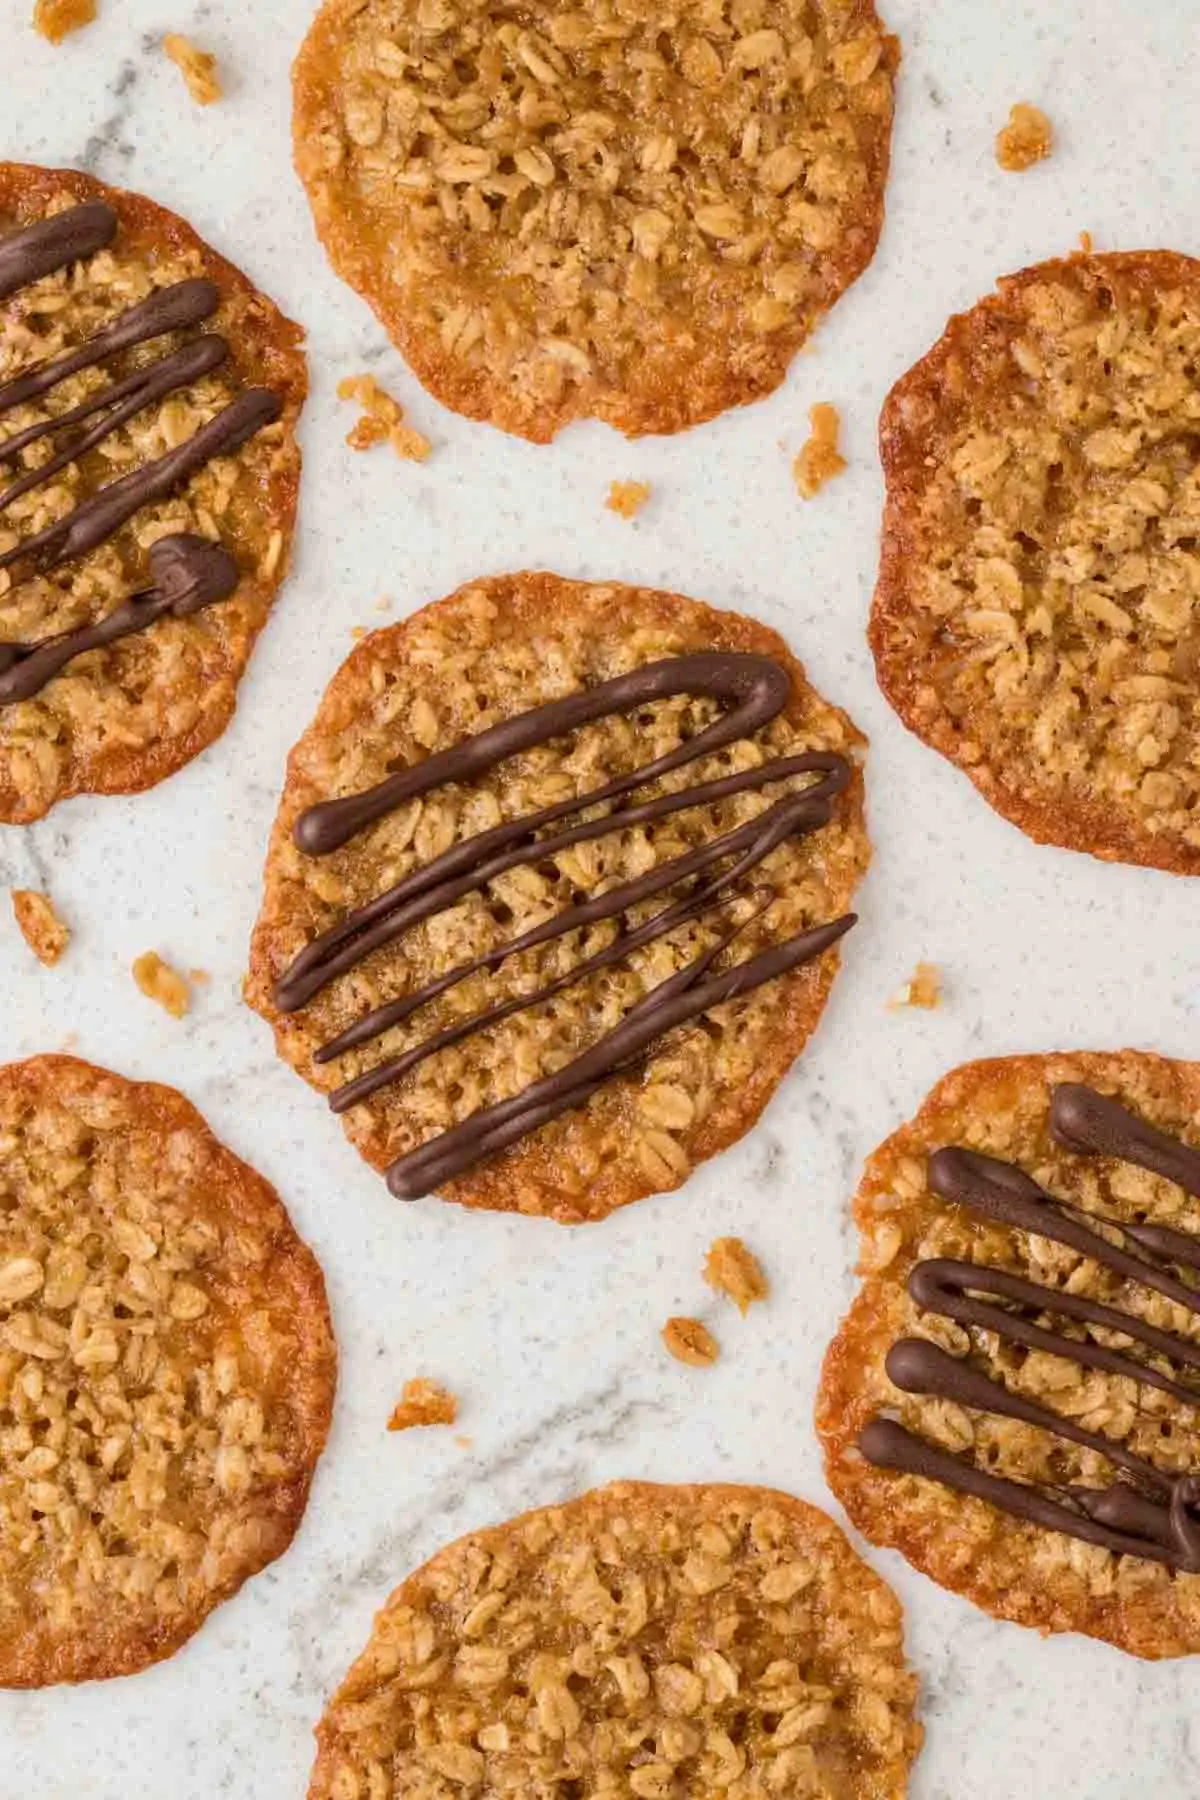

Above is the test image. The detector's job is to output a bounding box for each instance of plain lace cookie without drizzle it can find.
[292,0,899,441]
[246,571,869,1221]
[871,251,1200,875]
[307,1481,922,1800]
[0,163,305,823]
[0,1055,335,1686]
[817,1050,1200,1658]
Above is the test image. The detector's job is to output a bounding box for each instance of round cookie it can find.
[817,1050,1200,1658]
[871,251,1200,875]
[0,163,306,823]
[308,1481,922,1799]
[0,1055,335,1685]
[292,0,898,441]
[246,571,869,1222]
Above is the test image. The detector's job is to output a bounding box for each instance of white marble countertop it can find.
[4,0,1199,1794]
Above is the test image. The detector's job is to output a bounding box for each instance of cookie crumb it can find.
[338,374,431,462]
[606,480,652,520]
[388,1377,458,1431]
[132,951,191,1019]
[888,962,942,1011]
[32,0,95,41]
[704,1237,769,1314]
[11,890,70,966]
[188,967,211,985]
[793,403,846,498]
[662,1316,719,1366]
[453,1434,473,1449]
[1078,230,1094,253]
[995,103,1054,172]
[163,34,222,104]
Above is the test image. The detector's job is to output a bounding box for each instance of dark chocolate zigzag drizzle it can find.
[0,200,282,699]
[275,651,857,1199]
[858,1082,1200,1571]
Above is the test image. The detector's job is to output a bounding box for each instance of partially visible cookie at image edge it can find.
[871,250,1200,875]
[0,162,306,822]
[246,570,869,1222]
[292,0,898,440]
[0,1054,335,1686]
[817,1050,1200,1658]
[307,1481,922,1799]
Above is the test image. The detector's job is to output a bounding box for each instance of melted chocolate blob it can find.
[858,1083,1200,1571]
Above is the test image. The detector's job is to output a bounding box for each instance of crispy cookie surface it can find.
[871,252,1200,875]
[0,1055,335,1685]
[817,1050,1200,1658]
[308,1480,921,1798]
[292,0,898,440]
[0,163,306,822]
[246,571,868,1222]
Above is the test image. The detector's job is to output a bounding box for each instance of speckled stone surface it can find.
[3,1,1199,1795]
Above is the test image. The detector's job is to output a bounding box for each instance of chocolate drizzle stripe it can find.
[384,913,855,1199]
[858,1082,1200,1571]
[0,203,284,699]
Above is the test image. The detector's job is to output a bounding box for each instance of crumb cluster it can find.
[338,373,431,461]
[793,401,846,498]
[388,1377,458,1431]
[11,890,70,967]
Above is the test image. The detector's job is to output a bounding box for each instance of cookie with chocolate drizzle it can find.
[817,1051,1200,1657]
[246,572,869,1221]
[0,164,305,822]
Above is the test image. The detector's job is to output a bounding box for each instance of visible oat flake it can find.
[793,403,846,498]
[704,1237,769,1313]
[662,1315,719,1366]
[996,103,1054,172]
[338,374,431,462]
[132,952,191,1019]
[11,890,70,967]
[606,480,652,521]
[32,0,95,41]
[388,1378,458,1431]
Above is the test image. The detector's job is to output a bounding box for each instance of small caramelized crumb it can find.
[188,967,211,985]
[32,0,95,42]
[793,403,846,498]
[132,951,191,1019]
[704,1237,769,1314]
[996,103,1054,172]
[388,1378,458,1431]
[606,480,652,520]
[163,33,222,105]
[338,374,431,462]
[1078,230,1094,254]
[888,962,942,1011]
[662,1316,719,1367]
[11,890,70,966]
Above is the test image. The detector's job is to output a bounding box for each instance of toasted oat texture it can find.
[606,479,652,521]
[246,572,868,1222]
[308,1480,921,1799]
[132,951,191,1018]
[0,164,305,823]
[794,401,845,498]
[817,1050,1200,1658]
[162,33,222,105]
[11,889,70,966]
[292,0,899,442]
[662,1314,720,1365]
[871,252,1200,874]
[705,1235,769,1312]
[995,103,1053,172]
[32,0,96,42]
[388,1377,458,1431]
[0,1055,335,1685]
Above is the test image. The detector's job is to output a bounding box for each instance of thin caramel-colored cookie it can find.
[246,571,868,1221]
[0,1055,335,1686]
[871,252,1200,874]
[0,163,305,823]
[292,0,898,441]
[308,1481,922,1799]
[817,1050,1200,1658]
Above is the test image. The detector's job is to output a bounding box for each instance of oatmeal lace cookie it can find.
[817,1051,1200,1658]
[0,1055,335,1685]
[308,1481,922,1799]
[871,252,1200,875]
[246,572,868,1221]
[0,164,306,823]
[292,0,898,441]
